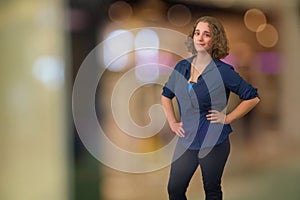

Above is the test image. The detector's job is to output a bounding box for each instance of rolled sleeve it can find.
[162,86,175,99]
[161,62,183,99]
[236,81,259,100]
[220,65,259,100]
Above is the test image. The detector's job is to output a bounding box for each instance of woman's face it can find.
[193,21,213,53]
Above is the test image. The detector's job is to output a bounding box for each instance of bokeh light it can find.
[256,24,279,48]
[167,4,191,27]
[103,29,134,72]
[244,8,267,32]
[134,29,160,82]
[108,1,132,23]
[32,55,65,89]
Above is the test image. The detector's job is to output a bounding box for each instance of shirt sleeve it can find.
[162,73,175,99]
[220,65,259,100]
[161,63,182,99]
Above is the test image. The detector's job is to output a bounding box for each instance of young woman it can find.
[161,16,260,200]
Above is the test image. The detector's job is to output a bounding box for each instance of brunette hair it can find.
[186,16,229,59]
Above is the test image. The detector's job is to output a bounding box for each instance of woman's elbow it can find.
[253,96,260,105]
[161,95,171,103]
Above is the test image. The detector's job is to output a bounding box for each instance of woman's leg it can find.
[198,138,230,200]
[168,144,199,200]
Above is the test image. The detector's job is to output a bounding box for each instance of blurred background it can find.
[1,0,300,200]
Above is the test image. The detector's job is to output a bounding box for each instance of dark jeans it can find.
[168,138,230,200]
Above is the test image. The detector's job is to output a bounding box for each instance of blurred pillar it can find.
[0,1,71,200]
[279,0,300,138]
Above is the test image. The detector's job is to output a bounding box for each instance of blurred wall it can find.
[0,1,71,200]
[279,1,300,138]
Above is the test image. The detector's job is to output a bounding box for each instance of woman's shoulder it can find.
[173,57,193,71]
[178,56,194,65]
[213,59,235,71]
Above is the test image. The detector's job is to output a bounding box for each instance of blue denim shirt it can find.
[162,56,259,150]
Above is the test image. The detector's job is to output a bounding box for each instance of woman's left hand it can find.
[206,110,229,124]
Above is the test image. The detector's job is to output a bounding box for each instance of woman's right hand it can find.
[169,122,185,137]
[161,96,185,138]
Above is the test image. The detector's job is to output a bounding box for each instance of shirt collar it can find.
[185,56,220,76]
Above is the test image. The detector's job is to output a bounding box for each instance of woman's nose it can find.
[198,34,203,41]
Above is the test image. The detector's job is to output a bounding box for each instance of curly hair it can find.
[185,16,229,59]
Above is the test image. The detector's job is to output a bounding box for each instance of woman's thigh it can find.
[199,138,230,186]
[168,144,199,191]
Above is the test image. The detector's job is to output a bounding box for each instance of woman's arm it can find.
[206,97,260,124]
[161,95,185,137]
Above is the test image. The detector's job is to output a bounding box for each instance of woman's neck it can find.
[193,52,212,70]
